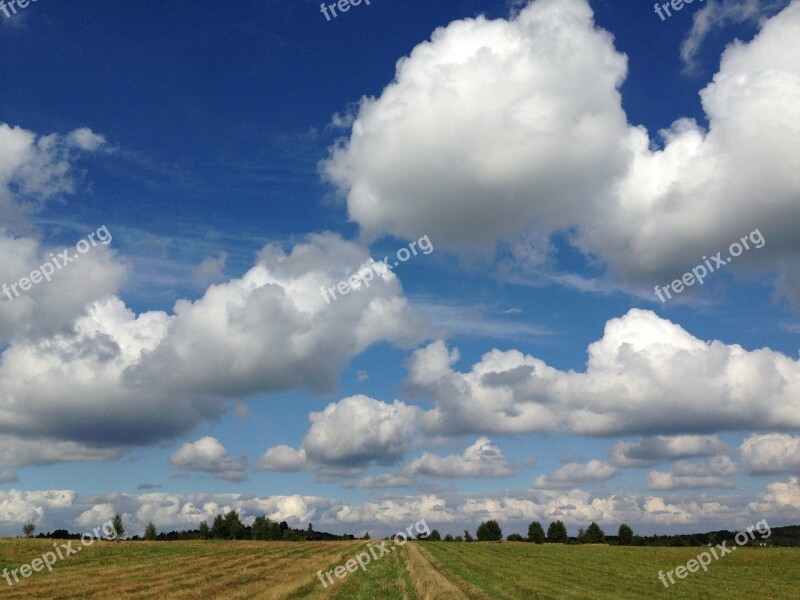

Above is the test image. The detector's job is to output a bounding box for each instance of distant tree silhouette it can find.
[198,522,210,539]
[546,520,568,543]
[618,523,633,546]
[420,528,441,541]
[22,521,35,538]
[527,521,545,544]
[144,522,157,541]
[476,520,503,541]
[111,514,125,540]
[580,522,605,544]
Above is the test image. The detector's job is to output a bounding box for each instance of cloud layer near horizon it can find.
[2,476,799,537]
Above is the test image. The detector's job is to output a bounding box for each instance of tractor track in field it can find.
[403,543,492,600]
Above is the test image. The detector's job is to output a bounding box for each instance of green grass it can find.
[421,542,800,599]
[0,539,797,599]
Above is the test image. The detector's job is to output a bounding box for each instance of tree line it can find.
[20,515,800,546]
[422,521,798,547]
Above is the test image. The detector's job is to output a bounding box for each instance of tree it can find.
[507,533,525,541]
[211,514,227,539]
[363,531,370,540]
[252,516,282,541]
[144,522,157,541]
[476,520,503,542]
[546,520,568,544]
[423,529,441,541]
[198,522,210,540]
[22,521,35,538]
[224,511,245,540]
[527,521,545,544]
[618,523,633,546]
[582,522,605,544]
[111,514,126,540]
[444,534,454,542]
[463,530,473,542]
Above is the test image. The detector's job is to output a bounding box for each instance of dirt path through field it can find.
[403,543,492,600]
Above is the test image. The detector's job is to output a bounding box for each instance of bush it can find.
[506,533,525,542]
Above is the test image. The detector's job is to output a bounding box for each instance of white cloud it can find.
[407,309,800,437]
[258,395,422,477]
[400,437,513,479]
[351,437,515,486]
[0,123,125,341]
[255,445,308,472]
[0,234,431,465]
[350,474,414,489]
[191,251,228,284]
[65,127,107,151]
[747,476,800,519]
[322,0,631,251]
[533,460,618,489]
[322,0,800,306]
[741,433,800,474]
[1,476,798,536]
[681,0,790,71]
[609,435,730,468]
[0,436,123,468]
[170,437,247,483]
[647,456,738,490]
[0,123,105,224]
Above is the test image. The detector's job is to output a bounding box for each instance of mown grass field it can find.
[0,539,797,599]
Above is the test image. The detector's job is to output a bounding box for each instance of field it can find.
[0,539,798,599]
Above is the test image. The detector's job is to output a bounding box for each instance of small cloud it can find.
[356,370,369,382]
[66,127,106,151]
[534,460,618,489]
[170,437,247,482]
[136,483,162,491]
[192,251,228,284]
[0,470,19,484]
[681,0,790,72]
[233,403,264,423]
[255,446,308,472]
[781,322,800,334]
[647,457,738,490]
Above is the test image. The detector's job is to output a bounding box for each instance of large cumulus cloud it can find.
[323,0,800,304]
[0,234,430,466]
[405,309,800,436]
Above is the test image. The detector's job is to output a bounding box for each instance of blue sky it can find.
[1,0,799,538]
